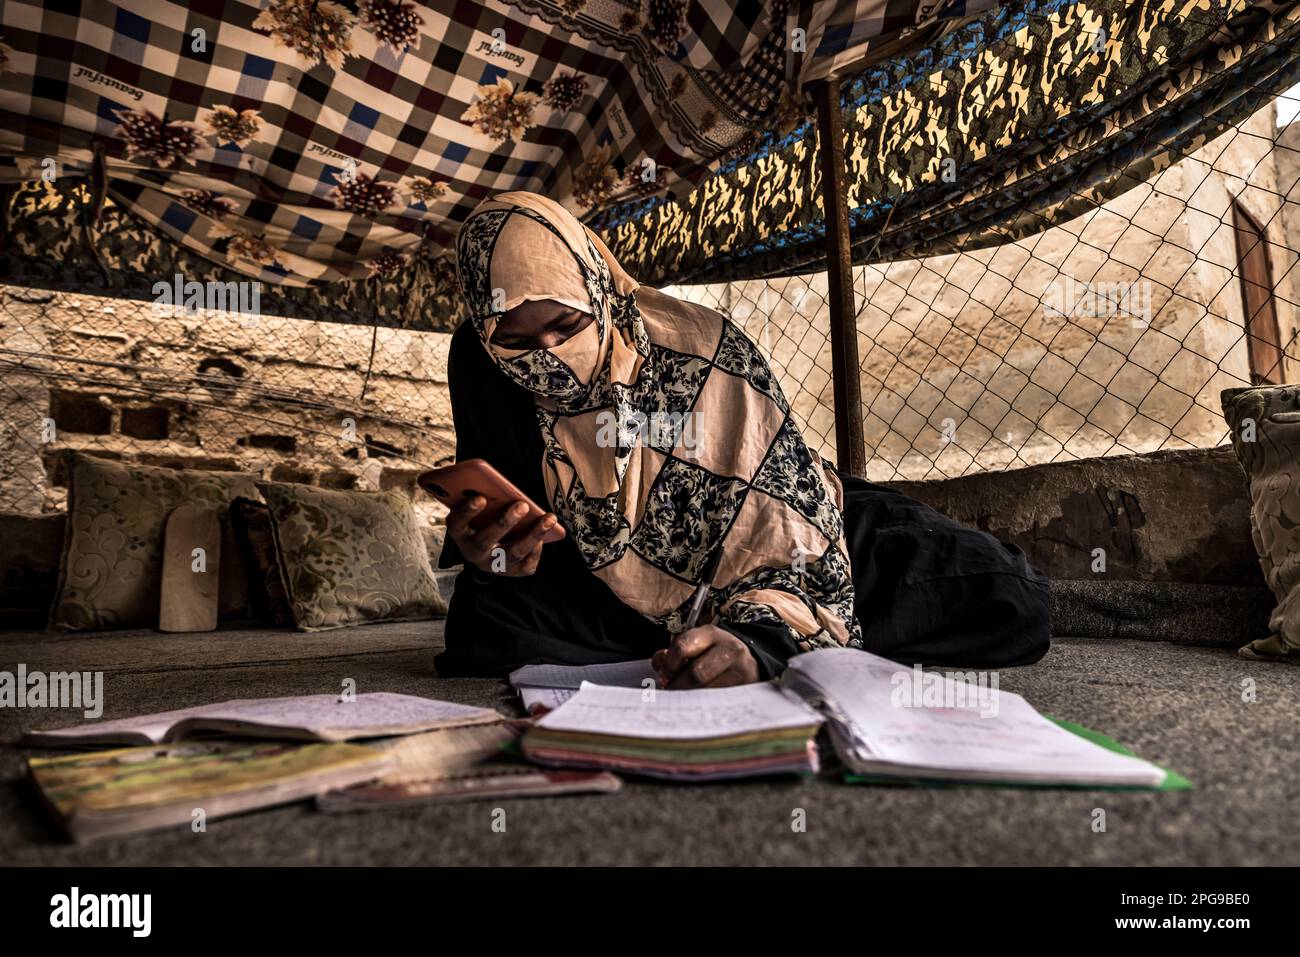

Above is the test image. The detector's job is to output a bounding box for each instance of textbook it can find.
[29,740,390,842]
[22,693,502,747]
[319,720,621,810]
[521,649,1179,789]
[521,681,824,781]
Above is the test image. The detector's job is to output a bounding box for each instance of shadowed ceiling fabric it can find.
[1,0,1297,330]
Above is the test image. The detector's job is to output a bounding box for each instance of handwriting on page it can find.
[34,693,495,739]
[787,648,1159,780]
[537,682,821,740]
[520,687,577,711]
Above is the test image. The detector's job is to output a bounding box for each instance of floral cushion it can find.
[257,482,447,631]
[48,453,262,631]
[1222,385,1300,660]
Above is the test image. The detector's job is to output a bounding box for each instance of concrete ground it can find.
[1,622,1297,866]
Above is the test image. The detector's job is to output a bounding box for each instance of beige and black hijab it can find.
[455,191,862,654]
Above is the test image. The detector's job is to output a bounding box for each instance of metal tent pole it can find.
[813,79,867,477]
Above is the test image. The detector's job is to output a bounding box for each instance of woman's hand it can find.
[651,624,762,689]
[444,496,560,577]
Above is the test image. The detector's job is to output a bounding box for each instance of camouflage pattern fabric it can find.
[2,1,1297,320]
[1,179,460,331]
[593,0,1300,285]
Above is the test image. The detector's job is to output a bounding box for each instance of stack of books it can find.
[318,720,621,810]
[30,740,388,843]
[23,692,511,842]
[520,681,825,781]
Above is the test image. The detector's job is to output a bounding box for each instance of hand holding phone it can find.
[418,459,565,577]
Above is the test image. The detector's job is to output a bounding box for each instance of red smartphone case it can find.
[417,459,565,544]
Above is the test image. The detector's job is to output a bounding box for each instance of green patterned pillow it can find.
[257,482,447,631]
[1222,385,1300,660]
[49,453,262,632]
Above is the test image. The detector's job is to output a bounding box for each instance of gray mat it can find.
[1049,579,1275,647]
[1,622,1297,866]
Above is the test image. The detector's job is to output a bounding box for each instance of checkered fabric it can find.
[793,0,999,84]
[0,0,979,302]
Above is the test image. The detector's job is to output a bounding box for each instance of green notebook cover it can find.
[842,716,1192,791]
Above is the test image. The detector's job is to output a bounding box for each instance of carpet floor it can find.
[1,623,1296,866]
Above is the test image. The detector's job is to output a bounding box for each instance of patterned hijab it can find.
[456,191,862,653]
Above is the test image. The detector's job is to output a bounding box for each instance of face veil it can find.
[454,191,863,656]
[455,191,647,409]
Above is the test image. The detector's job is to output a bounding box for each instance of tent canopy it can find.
[1,0,987,329]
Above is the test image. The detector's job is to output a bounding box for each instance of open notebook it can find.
[781,649,1178,788]
[22,693,502,746]
[509,660,658,711]
[517,650,1181,788]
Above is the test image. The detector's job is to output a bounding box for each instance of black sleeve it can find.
[717,620,803,680]
[437,322,550,570]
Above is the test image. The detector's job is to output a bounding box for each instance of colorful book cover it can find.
[30,740,388,839]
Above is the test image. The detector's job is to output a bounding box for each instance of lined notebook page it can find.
[536,681,823,740]
[519,687,577,711]
[193,693,500,735]
[785,649,1164,785]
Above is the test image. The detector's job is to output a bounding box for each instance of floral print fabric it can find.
[2,0,1007,329]
[48,453,262,632]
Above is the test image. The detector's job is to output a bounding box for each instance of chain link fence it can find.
[2,94,1298,511]
[668,96,1300,481]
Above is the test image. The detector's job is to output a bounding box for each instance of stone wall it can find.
[1278,117,1300,343]
[886,444,1275,647]
[0,285,455,530]
[889,445,1262,586]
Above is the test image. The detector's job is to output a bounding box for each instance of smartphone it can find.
[417,459,566,544]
